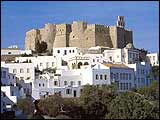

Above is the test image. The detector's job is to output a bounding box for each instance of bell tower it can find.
[117,16,125,28]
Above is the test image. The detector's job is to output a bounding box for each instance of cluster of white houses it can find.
[1,44,159,113]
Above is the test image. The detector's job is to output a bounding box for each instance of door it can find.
[73,90,76,97]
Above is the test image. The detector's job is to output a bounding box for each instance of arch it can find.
[78,62,83,69]
[84,62,89,65]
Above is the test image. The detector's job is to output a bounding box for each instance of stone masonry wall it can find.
[25,20,133,52]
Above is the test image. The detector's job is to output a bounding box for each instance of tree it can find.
[17,98,34,115]
[79,85,117,119]
[41,41,47,53]
[35,40,41,53]
[38,95,63,117]
[62,98,83,119]
[35,41,47,53]
[105,92,159,119]
[137,80,159,101]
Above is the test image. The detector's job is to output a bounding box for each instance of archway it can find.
[84,62,89,65]
[78,62,83,69]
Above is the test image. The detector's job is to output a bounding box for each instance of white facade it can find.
[68,56,90,69]
[32,63,113,100]
[147,53,159,66]
[1,62,35,83]
[15,56,62,71]
[1,48,21,55]
[127,62,152,88]
[103,48,139,64]
[53,47,81,58]
[20,50,32,55]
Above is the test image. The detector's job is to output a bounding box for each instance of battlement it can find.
[25,16,133,52]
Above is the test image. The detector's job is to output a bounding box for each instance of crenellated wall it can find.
[25,17,133,52]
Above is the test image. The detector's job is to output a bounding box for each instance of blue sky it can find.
[1,1,159,52]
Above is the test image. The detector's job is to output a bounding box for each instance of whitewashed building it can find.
[127,62,152,88]
[103,45,139,64]
[146,53,159,66]
[15,56,62,71]
[32,62,136,99]
[1,62,35,83]
[53,47,81,58]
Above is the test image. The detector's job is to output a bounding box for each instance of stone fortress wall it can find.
[25,16,133,52]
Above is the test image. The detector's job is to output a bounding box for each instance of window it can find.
[100,74,103,80]
[116,73,119,80]
[39,83,41,87]
[70,81,74,86]
[64,50,67,55]
[129,74,131,80]
[13,69,17,73]
[120,73,122,80]
[104,75,107,80]
[52,62,54,67]
[126,73,128,80]
[153,56,155,60]
[97,59,99,62]
[126,83,128,90]
[129,83,131,89]
[11,91,14,96]
[54,81,58,86]
[46,62,49,68]
[73,36,75,38]
[57,50,60,53]
[96,74,99,80]
[66,89,71,94]
[20,77,24,80]
[137,69,139,75]
[123,83,125,90]
[72,50,75,53]
[64,81,67,85]
[43,83,45,87]
[40,63,43,66]
[109,56,112,61]
[2,71,6,78]
[20,69,24,73]
[27,68,30,73]
[12,76,14,79]
[8,52,11,54]
[123,73,125,80]
[69,50,71,53]
[93,59,95,62]
[120,83,123,90]
[78,81,81,85]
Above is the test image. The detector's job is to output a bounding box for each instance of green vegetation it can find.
[21,53,33,57]
[18,81,159,119]
[17,97,34,115]
[35,41,47,53]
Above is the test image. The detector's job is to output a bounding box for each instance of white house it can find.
[146,53,159,66]
[53,47,82,58]
[103,46,139,64]
[1,62,35,83]
[1,48,21,56]
[15,56,62,71]
[127,61,152,88]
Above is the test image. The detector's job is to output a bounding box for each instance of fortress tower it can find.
[25,16,133,52]
[53,24,71,47]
